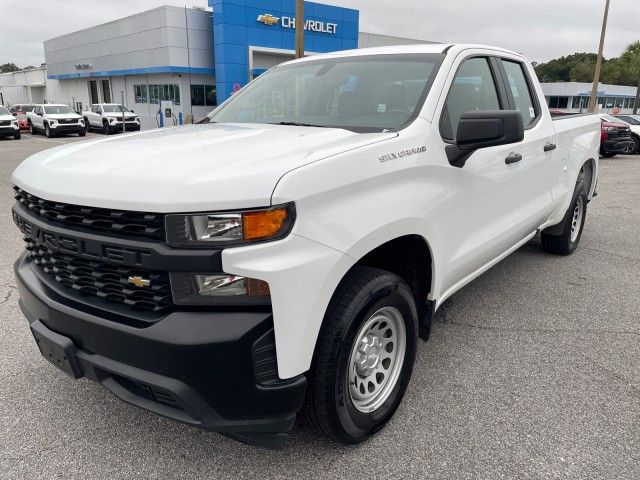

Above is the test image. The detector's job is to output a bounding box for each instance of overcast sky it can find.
[1,0,638,67]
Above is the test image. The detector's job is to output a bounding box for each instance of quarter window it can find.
[440,57,501,141]
[502,60,537,127]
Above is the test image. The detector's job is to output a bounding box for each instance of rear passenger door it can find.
[497,58,556,229]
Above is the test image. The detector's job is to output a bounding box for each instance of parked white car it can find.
[13,44,600,447]
[0,106,21,140]
[611,114,640,154]
[83,104,141,134]
[27,104,86,138]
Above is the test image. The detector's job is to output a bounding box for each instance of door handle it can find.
[544,142,557,152]
[505,153,523,165]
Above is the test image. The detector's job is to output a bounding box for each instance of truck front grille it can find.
[14,187,166,241]
[25,238,173,312]
[0,120,11,126]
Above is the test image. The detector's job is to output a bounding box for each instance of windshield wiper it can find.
[269,121,330,128]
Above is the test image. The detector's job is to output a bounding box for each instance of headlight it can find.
[603,126,616,131]
[170,273,270,306]
[165,203,295,248]
[110,117,117,124]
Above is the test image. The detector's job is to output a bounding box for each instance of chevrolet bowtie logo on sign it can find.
[257,14,280,26]
[128,276,151,288]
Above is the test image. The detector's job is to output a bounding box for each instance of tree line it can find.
[534,41,640,86]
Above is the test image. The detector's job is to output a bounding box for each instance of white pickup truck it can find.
[27,104,86,138]
[83,103,141,134]
[12,44,599,447]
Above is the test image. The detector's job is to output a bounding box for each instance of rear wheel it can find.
[29,121,35,135]
[541,182,587,255]
[303,266,418,444]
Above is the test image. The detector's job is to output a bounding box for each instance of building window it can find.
[134,84,180,105]
[572,96,589,110]
[548,96,569,109]
[191,85,217,106]
[134,85,148,103]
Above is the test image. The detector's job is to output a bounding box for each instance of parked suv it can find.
[599,114,632,157]
[27,104,86,138]
[0,106,21,139]
[83,104,141,134]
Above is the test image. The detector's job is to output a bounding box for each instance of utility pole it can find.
[295,0,304,58]
[588,0,611,113]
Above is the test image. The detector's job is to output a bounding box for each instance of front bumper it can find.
[0,125,19,136]
[15,253,306,439]
[108,121,141,131]
[50,123,85,133]
[602,137,632,154]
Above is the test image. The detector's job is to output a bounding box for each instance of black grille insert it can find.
[14,187,166,241]
[25,238,173,312]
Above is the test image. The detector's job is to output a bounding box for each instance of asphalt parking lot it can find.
[0,133,638,479]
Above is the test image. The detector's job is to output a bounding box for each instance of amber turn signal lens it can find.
[242,208,288,241]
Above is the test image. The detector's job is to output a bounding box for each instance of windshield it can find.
[208,53,444,132]
[616,115,640,125]
[0,107,10,115]
[103,105,131,113]
[44,105,74,115]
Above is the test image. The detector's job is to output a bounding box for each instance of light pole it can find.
[588,0,611,113]
[295,0,304,58]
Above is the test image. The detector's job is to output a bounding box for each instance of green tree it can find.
[0,63,20,73]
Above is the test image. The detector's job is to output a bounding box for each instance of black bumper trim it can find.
[15,256,307,438]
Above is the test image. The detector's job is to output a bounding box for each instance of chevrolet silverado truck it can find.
[27,104,86,138]
[12,44,599,447]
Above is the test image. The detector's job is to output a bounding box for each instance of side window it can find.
[440,58,501,141]
[502,60,538,127]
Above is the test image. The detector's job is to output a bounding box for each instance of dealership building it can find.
[0,0,433,128]
[540,81,638,114]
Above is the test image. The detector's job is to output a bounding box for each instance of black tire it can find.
[78,128,86,137]
[103,121,111,135]
[14,131,21,140]
[303,266,418,444]
[541,182,588,255]
[29,121,36,135]
[83,118,90,131]
[626,135,640,155]
[45,123,53,138]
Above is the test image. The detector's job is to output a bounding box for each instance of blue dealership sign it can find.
[209,0,360,102]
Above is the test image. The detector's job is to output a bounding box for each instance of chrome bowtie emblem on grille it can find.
[128,276,151,288]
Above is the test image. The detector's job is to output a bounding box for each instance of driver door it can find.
[435,56,529,294]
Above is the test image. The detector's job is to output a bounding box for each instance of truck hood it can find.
[13,123,396,212]
[0,114,15,122]
[45,113,82,120]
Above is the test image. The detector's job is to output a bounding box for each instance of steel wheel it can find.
[570,195,585,243]
[347,306,406,413]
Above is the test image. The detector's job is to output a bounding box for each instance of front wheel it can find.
[78,128,86,137]
[14,131,21,140]
[29,122,35,135]
[625,135,640,155]
[45,124,53,138]
[303,266,418,444]
[103,122,111,135]
[541,182,588,255]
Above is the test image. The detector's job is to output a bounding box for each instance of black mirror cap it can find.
[456,110,524,150]
[447,110,524,168]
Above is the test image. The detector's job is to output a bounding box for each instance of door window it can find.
[102,80,112,103]
[440,57,501,141]
[501,60,538,127]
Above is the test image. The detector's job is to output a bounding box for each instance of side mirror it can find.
[446,110,524,168]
